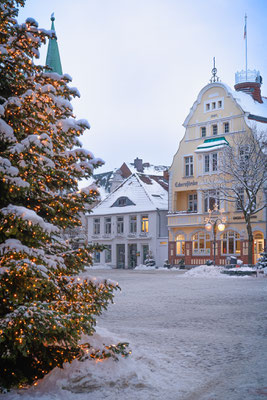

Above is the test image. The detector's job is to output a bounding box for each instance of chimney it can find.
[163,169,169,181]
[234,70,263,103]
[134,157,144,173]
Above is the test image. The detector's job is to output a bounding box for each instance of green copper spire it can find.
[45,13,63,75]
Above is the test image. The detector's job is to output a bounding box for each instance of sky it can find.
[18,0,267,175]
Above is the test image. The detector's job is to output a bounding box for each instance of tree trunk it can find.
[246,217,254,265]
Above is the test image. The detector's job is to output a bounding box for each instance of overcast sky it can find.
[18,0,267,174]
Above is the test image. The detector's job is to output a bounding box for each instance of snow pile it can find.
[183,265,227,278]
[134,264,172,271]
[87,264,113,270]
[4,327,155,400]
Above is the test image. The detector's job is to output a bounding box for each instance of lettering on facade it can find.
[175,181,198,188]
[211,114,218,118]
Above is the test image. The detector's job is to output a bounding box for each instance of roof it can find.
[45,14,63,75]
[195,137,229,153]
[91,173,168,216]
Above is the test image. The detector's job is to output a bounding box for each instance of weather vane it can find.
[210,57,220,83]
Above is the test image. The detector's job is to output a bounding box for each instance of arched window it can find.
[221,231,240,255]
[176,234,185,255]
[192,232,211,255]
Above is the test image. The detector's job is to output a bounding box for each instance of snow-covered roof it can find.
[183,82,267,127]
[125,162,168,176]
[91,173,168,216]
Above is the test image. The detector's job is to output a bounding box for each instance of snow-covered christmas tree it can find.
[0,0,128,391]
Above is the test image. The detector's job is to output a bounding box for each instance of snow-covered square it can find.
[5,268,267,400]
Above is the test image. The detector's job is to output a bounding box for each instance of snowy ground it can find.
[3,267,267,400]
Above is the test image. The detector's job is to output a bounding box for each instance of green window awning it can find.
[195,136,229,153]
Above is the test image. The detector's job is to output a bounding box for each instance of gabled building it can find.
[168,69,267,266]
[87,173,168,268]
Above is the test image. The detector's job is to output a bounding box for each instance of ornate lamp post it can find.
[204,204,226,266]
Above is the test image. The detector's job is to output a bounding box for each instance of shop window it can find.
[176,234,185,255]
[94,250,100,263]
[221,231,240,255]
[192,232,211,255]
[105,245,112,263]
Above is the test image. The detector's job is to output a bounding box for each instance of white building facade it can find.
[87,173,168,268]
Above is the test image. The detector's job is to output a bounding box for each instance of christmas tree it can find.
[0,0,129,390]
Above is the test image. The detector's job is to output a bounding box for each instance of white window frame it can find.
[212,124,218,135]
[188,194,197,212]
[224,121,229,133]
[141,215,149,233]
[204,190,220,212]
[176,234,185,255]
[192,232,211,255]
[104,217,111,234]
[221,231,241,255]
[93,218,100,235]
[184,155,193,177]
[201,126,206,137]
[203,152,218,174]
[117,216,124,234]
[129,215,137,233]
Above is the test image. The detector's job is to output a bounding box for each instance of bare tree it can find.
[213,128,267,265]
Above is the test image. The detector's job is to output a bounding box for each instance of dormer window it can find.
[111,196,135,207]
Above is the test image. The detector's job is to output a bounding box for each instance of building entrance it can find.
[254,233,264,264]
[128,244,137,268]
[116,244,125,268]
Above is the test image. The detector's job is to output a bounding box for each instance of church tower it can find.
[45,13,63,75]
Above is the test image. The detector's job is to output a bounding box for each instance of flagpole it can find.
[245,14,247,80]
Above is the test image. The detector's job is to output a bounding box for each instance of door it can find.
[116,244,125,269]
[142,244,149,264]
[254,233,264,264]
[128,244,137,269]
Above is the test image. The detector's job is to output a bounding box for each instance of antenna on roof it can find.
[210,57,219,83]
[244,14,248,80]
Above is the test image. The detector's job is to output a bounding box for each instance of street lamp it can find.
[204,204,226,266]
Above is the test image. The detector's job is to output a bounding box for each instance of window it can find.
[212,102,216,109]
[204,155,210,172]
[239,145,250,164]
[201,127,206,137]
[185,156,193,177]
[212,153,217,171]
[141,215,149,233]
[212,124,218,135]
[94,250,100,263]
[206,103,210,111]
[117,216,124,234]
[129,215,137,233]
[204,190,220,212]
[204,153,218,173]
[221,231,240,255]
[192,232,211,255]
[188,194,197,212]
[236,188,244,211]
[104,217,111,234]
[224,122,229,133]
[93,218,100,235]
[218,100,222,108]
[176,234,185,255]
[105,245,112,263]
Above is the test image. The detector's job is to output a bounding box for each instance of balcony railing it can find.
[168,213,203,226]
